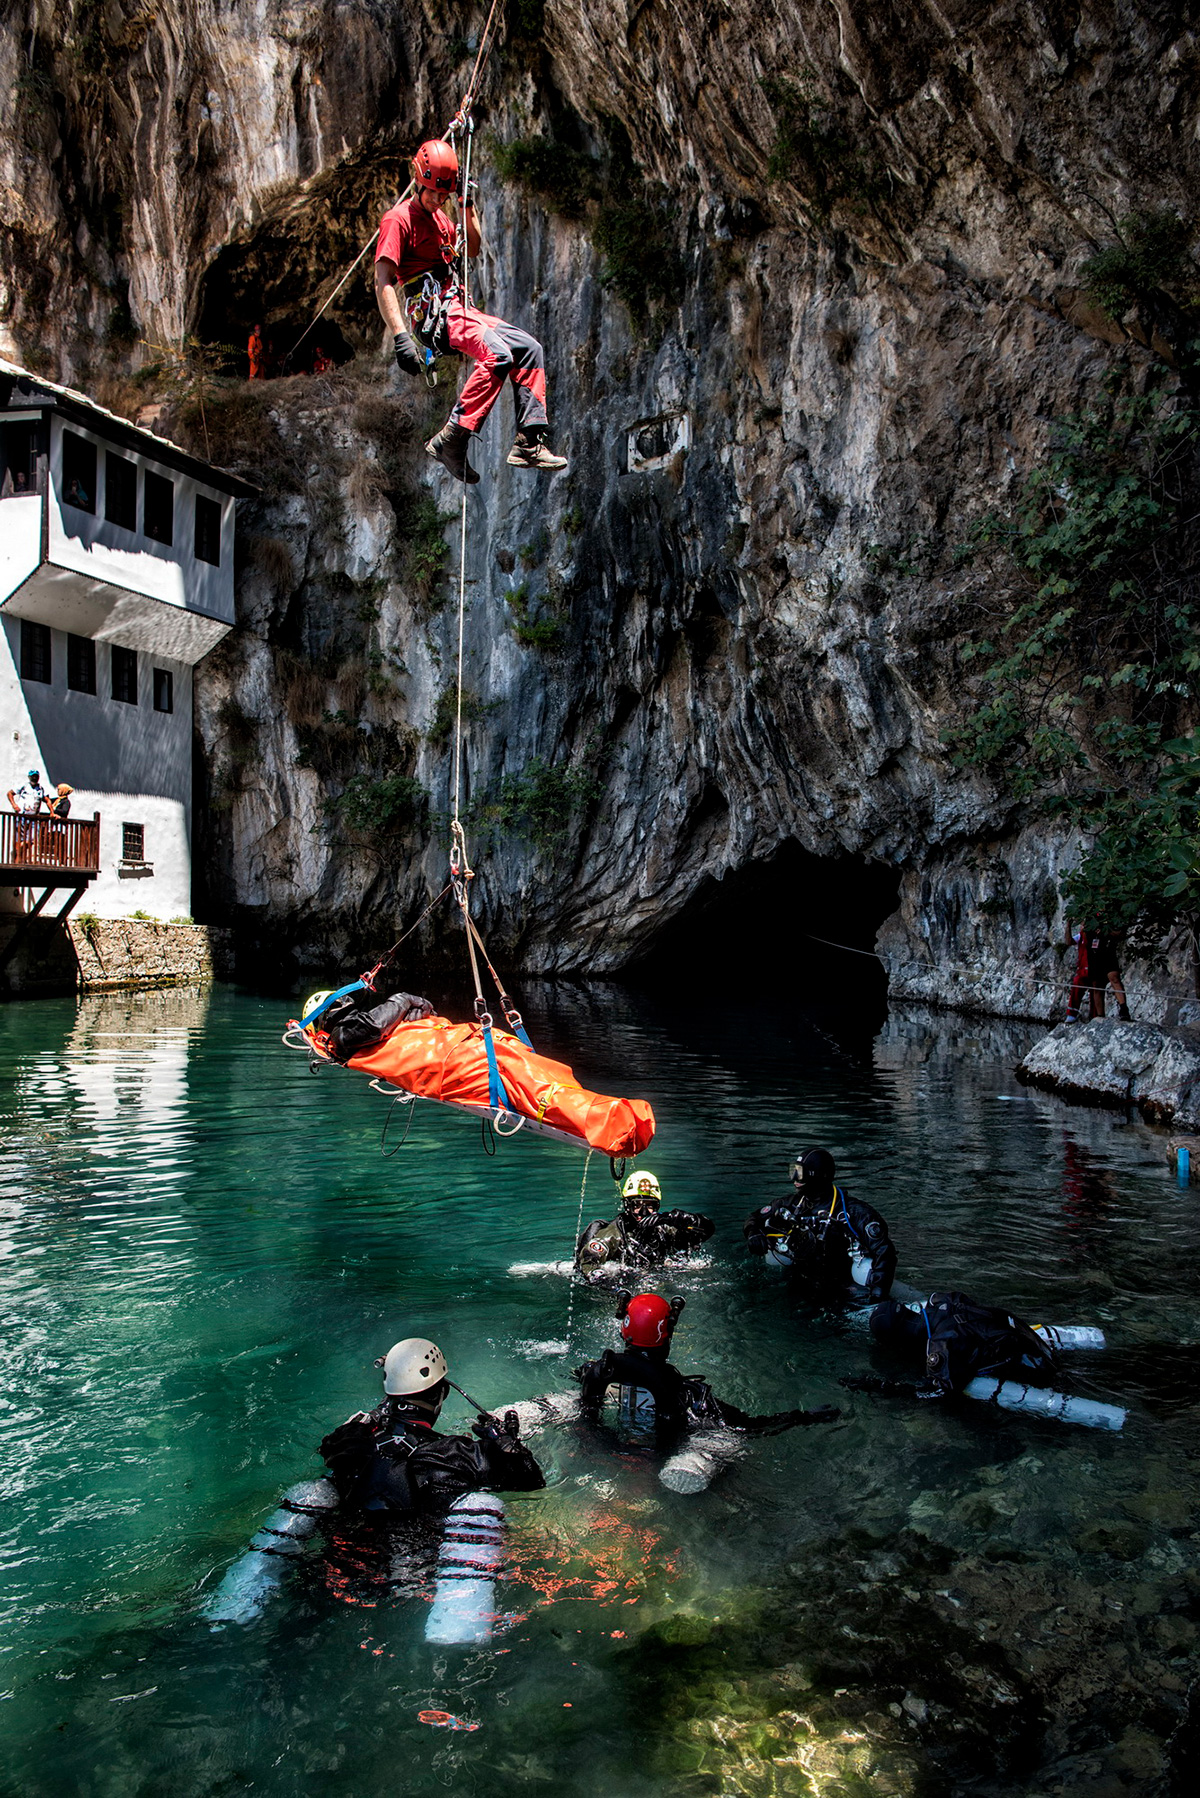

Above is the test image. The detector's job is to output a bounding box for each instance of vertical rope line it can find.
[565,1149,593,1341]
[451,119,475,830]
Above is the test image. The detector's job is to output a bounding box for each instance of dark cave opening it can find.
[630,841,901,1011]
[197,238,365,379]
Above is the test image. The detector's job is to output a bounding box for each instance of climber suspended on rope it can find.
[375,136,568,484]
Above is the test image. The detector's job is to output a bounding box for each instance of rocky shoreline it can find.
[1017,1017,1200,1132]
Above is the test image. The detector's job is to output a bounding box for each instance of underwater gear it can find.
[320,1396,544,1517]
[793,1147,836,1189]
[204,1478,339,1626]
[425,1492,506,1644]
[621,1170,662,1203]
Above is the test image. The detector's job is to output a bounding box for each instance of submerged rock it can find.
[1016,1019,1200,1129]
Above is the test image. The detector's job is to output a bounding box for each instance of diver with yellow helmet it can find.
[575,1169,715,1277]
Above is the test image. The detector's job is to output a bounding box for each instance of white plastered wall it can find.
[0,615,193,920]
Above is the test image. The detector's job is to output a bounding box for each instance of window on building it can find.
[122,822,146,863]
[194,493,222,566]
[62,430,97,514]
[153,667,173,713]
[104,452,137,530]
[67,634,96,694]
[20,619,51,683]
[142,469,174,545]
[1,421,38,497]
[111,644,138,705]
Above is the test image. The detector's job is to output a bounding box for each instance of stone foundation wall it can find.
[0,917,235,998]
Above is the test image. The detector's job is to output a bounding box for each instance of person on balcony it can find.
[6,769,47,863]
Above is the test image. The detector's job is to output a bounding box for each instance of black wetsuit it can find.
[573,1347,837,1442]
[576,1209,714,1273]
[319,1399,545,1516]
[849,1292,1059,1400]
[744,1186,896,1300]
[321,990,434,1062]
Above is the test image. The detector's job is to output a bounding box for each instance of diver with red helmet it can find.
[375,136,568,483]
[573,1292,840,1439]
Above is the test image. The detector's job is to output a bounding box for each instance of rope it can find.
[285,0,503,364]
[451,116,475,833]
[565,1150,593,1341]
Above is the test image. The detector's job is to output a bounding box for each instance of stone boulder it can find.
[1016,1019,1200,1129]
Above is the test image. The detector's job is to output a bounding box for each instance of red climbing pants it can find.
[444,301,548,434]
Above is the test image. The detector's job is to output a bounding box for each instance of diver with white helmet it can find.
[319,1337,545,1516]
[575,1170,714,1277]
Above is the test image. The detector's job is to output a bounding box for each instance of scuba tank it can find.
[424,1491,506,1645]
[204,1478,338,1625]
[963,1376,1125,1431]
[1032,1323,1106,1351]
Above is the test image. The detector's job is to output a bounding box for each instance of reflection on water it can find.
[1,985,1198,1796]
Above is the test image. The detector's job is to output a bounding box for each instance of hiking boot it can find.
[507,428,568,471]
[425,422,479,484]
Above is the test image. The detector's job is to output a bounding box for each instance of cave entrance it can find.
[630,841,900,1010]
[197,237,363,380]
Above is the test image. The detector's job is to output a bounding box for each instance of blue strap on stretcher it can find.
[301,979,367,1027]
[482,1022,513,1112]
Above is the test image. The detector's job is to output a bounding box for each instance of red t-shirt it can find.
[375,197,456,285]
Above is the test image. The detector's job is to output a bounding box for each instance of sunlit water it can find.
[1,983,1198,1796]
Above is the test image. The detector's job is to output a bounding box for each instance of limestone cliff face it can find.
[3,3,1199,1015]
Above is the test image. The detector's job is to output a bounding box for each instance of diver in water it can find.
[574,1291,840,1440]
[842,1292,1058,1400]
[576,1171,714,1276]
[743,1148,896,1301]
[319,1337,545,1515]
[301,985,434,1063]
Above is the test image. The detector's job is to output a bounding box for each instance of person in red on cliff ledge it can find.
[247,324,266,381]
[374,137,568,484]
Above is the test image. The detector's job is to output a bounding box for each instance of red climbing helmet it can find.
[620,1292,675,1349]
[413,139,459,194]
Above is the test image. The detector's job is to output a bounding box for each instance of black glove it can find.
[839,1373,916,1398]
[458,177,478,207]
[915,1378,953,1401]
[745,1231,768,1256]
[394,331,423,377]
[472,1408,521,1447]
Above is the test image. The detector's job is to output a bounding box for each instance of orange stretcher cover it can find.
[341,1014,656,1157]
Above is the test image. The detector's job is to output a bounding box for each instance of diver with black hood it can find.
[319,1337,545,1516]
[844,1293,1059,1400]
[744,1148,897,1301]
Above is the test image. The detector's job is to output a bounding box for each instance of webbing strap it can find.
[482,1021,511,1111]
[301,978,367,1027]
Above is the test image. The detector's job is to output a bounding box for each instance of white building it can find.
[0,359,253,920]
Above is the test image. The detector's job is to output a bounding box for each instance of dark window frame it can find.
[104,451,138,531]
[61,430,97,515]
[121,822,146,863]
[20,619,52,683]
[67,633,97,695]
[194,493,222,566]
[1,420,39,497]
[153,667,174,714]
[142,469,174,546]
[111,644,138,706]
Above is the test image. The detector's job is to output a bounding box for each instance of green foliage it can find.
[761,70,883,221]
[562,505,584,538]
[397,494,452,614]
[1081,211,1195,321]
[322,771,427,843]
[426,685,498,744]
[139,335,238,462]
[475,757,602,852]
[506,582,563,649]
[491,136,600,219]
[75,913,100,938]
[951,369,1200,941]
[593,193,681,321]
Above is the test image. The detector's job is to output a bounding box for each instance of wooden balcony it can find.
[0,810,100,886]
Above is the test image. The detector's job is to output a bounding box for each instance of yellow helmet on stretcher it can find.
[301,990,335,1027]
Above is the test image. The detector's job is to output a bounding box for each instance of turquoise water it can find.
[1,984,1198,1796]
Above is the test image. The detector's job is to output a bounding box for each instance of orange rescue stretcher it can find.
[286,1011,656,1157]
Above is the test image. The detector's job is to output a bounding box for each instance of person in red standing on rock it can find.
[247,324,266,381]
[1065,922,1131,1022]
[373,137,568,484]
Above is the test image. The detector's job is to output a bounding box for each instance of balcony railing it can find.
[0,811,100,879]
